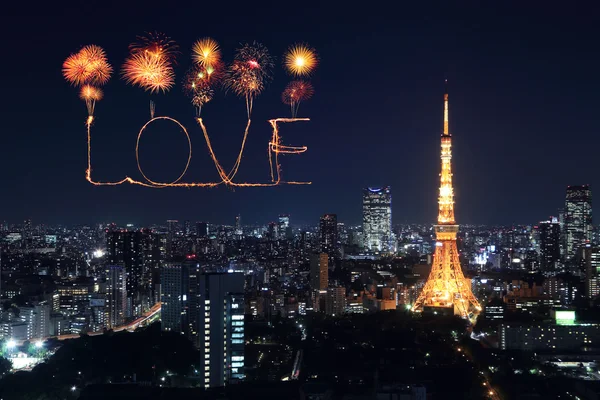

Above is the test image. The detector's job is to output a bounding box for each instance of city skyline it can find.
[2,5,600,226]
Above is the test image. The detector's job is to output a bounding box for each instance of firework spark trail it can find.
[268,118,309,183]
[121,51,175,94]
[63,45,113,87]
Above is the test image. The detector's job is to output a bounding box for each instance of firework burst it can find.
[225,42,274,117]
[192,38,221,68]
[79,85,103,116]
[284,44,317,76]
[62,45,113,86]
[282,80,314,118]
[129,32,179,62]
[183,66,215,116]
[121,51,175,94]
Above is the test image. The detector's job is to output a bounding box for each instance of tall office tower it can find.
[565,185,593,262]
[106,230,148,317]
[310,253,329,291]
[584,245,600,300]
[234,215,242,235]
[161,263,190,334]
[105,265,127,328]
[278,215,291,240]
[362,187,392,252]
[557,208,566,260]
[166,219,178,258]
[326,287,346,316]
[319,214,338,257]
[199,273,245,388]
[539,218,561,275]
[23,219,32,239]
[267,222,278,241]
[184,220,191,237]
[412,84,481,319]
[196,222,209,238]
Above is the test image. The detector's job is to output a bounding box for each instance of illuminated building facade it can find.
[310,253,329,292]
[105,265,126,328]
[319,214,338,257]
[565,185,592,262]
[196,222,209,238]
[199,272,245,388]
[538,218,561,275]
[500,311,600,350]
[278,214,291,240]
[584,245,600,299]
[107,230,153,317]
[362,187,392,252]
[412,86,481,319]
[160,263,190,334]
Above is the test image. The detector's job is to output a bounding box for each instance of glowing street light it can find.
[35,341,44,349]
[6,340,16,349]
[71,386,77,392]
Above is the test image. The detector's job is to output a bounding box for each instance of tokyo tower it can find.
[412,83,481,319]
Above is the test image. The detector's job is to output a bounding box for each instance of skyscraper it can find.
[412,84,481,319]
[538,218,561,275]
[161,263,190,334]
[362,187,392,252]
[105,265,127,328]
[199,273,245,388]
[584,245,600,300]
[310,253,328,291]
[166,219,178,258]
[319,214,338,257]
[196,222,208,238]
[106,230,149,317]
[278,214,291,240]
[565,185,593,262]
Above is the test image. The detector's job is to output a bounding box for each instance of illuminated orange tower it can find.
[412,83,481,319]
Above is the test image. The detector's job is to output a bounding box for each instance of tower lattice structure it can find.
[412,85,481,319]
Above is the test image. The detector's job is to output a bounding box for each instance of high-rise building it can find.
[538,218,561,274]
[278,215,291,240]
[106,230,150,317]
[166,219,178,258]
[199,273,245,388]
[161,263,190,335]
[326,287,346,316]
[412,84,481,319]
[235,215,242,235]
[105,265,127,328]
[584,245,600,300]
[319,214,338,257]
[310,253,328,291]
[565,185,592,262]
[184,220,191,237]
[196,222,209,238]
[362,187,392,252]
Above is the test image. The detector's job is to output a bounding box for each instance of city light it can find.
[6,340,16,349]
[35,341,43,348]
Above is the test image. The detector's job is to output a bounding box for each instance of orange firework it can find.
[284,44,318,76]
[192,38,221,68]
[62,45,113,86]
[79,85,103,101]
[282,80,314,118]
[129,32,179,62]
[79,85,103,116]
[121,51,175,94]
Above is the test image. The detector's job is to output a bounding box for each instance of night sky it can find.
[2,3,599,226]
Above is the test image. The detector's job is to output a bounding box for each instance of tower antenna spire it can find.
[443,79,449,136]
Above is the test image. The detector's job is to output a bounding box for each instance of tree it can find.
[0,356,12,377]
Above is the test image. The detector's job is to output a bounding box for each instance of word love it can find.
[85,116,310,188]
